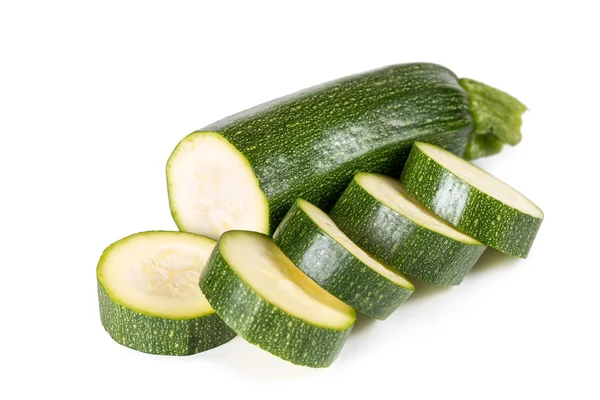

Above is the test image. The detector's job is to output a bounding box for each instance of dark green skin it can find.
[400,144,543,258]
[329,177,487,285]
[98,282,236,356]
[199,231,353,368]
[198,63,473,232]
[273,200,414,320]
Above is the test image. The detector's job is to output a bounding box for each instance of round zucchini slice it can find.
[400,141,543,257]
[329,173,486,285]
[199,230,356,368]
[97,231,236,355]
[274,199,414,319]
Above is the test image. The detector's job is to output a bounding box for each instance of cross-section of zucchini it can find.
[166,132,269,239]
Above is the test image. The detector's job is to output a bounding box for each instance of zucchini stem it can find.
[460,78,527,159]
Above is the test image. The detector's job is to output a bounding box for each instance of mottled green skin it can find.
[199,232,354,368]
[273,200,414,319]
[400,144,543,258]
[329,177,486,285]
[98,282,236,355]
[184,63,473,232]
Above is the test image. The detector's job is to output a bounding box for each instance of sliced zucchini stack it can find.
[273,199,414,319]
[329,173,486,285]
[400,142,544,257]
[200,230,356,368]
[97,231,236,355]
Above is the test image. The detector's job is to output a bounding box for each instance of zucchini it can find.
[273,199,414,319]
[400,141,543,257]
[97,231,236,355]
[329,173,486,285]
[199,230,355,368]
[167,63,526,239]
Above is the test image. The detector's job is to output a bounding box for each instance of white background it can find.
[1,1,598,399]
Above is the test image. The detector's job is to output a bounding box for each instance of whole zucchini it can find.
[167,63,526,238]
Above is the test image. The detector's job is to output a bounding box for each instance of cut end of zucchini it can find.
[167,132,269,239]
[415,142,543,219]
[97,231,215,319]
[355,173,481,244]
[297,199,414,290]
[219,231,355,330]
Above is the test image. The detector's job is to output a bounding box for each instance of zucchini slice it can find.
[329,173,486,285]
[97,231,236,355]
[400,141,544,257]
[199,230,355,368]
[273,199,414,319]
[167,63,526,239]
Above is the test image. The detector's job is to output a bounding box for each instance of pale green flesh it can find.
[297,199,414,289]
[97,232,216,319]
[167,132,269,239]
[415,142,544,218]
[219,232,355,329]
[356,173,481,244]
